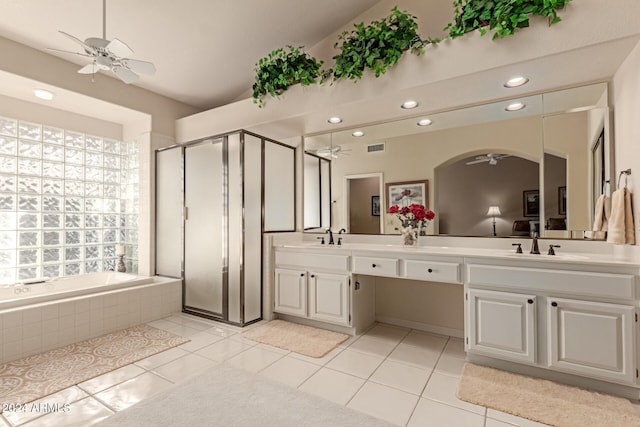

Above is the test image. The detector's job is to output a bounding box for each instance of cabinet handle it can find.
[427,268,433,273]
[551,301,558,307]
[527,299,534,304]
[372,264,377,268]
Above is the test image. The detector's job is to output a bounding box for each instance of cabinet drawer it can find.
[404,260,461,284]
[275,250,349,273]
[467,264,635,300]
[353,256,398,277]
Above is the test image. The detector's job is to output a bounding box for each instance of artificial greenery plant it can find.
[331,6,434,81]
[252,45,324,108]
[445,0,571,40]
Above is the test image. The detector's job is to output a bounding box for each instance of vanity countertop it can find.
[275,242,640,268]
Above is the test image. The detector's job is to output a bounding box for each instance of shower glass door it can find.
[184,138,225,317]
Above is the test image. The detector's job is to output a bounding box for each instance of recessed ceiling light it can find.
[401,100,419,109]
[352,130,365,137]
[327,117,343,124]
[417,118,432,127]
[505,102,525,112]
[504,76,529,88]
[34,89,54,101]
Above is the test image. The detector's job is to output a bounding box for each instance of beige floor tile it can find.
[134,346,189,370]
[422,372,486,415]
[3,386,88,426]
[195,338,253,362]
[259,356,320,388]
[487,409,552,426]
[159,323,202,338]
[288,345,344,366]
[228,333,261,346]
[225,346,283,373]
[151,353,217,383]
[20,397,112,427]
[434,354,467,378]
[204,325,237,338]
[407,398,485,427]
[486,419,521,427]
[347,335,399,358]
[347,381,419,426]
[401,330,448,351]
[370,359,430,395]
[78,364,146,395]
[364,324,410,343]
[298,367,365,406]
[326,349,384,379]
[388,342,440,369]
[0,416,8,427]
[443,337,466,359]
[178,331,224,352]
[94,372,173,412]
[255,342,291,355]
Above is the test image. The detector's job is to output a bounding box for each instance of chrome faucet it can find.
[325,228,335,245]
[530,232,540,254]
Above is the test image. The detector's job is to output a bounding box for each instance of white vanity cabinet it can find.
[274,249,351,327]
[465,261,639,386]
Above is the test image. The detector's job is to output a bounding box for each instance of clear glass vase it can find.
[401,225,419,246]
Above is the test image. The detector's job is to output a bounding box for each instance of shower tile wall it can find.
[0,116,139,284]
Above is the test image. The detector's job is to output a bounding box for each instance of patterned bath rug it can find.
[0,324,188,411]
[457,363,640,427]
[242,319,348,358]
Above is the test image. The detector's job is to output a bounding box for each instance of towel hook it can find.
[617,169,632,189]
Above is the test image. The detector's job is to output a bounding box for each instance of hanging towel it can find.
[625,188,635,244]
[607,188,635,244]
[592,194,611,239]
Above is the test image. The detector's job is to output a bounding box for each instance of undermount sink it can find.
[500,251,589,261]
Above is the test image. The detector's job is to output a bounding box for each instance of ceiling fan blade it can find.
[78,63,97,74]
[121,58,156,75]
[106,38,134,58]
[59,31,97,54]
[47,47,93,58]
[466,159,489,165]
[96,55,113,70]
[112,66,139,84]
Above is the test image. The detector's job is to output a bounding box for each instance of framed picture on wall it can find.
[371,195,380,216]
[558,186,567,215]
[523,190,540,217]
[385,180,429,212]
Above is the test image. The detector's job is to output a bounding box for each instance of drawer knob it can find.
[310,274,315,278]
[527,299,534,304]
[551,301,558,307]
[427,268,433,273]
[372,264,377,268]
[300,273,304,277]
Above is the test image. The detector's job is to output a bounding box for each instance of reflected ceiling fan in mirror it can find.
[48,0,156,84]
[465,153,511,166]
[315,146,352,159]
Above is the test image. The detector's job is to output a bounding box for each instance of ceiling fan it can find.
[49,0,156,84]
[315,146,352,159]
[465,153,511,166]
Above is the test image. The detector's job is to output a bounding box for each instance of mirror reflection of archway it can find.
[434,150,541,237]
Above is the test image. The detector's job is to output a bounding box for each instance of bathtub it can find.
[1,272,154,310]
[0,272,182,364]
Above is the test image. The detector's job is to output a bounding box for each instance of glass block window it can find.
[0,116,139,284]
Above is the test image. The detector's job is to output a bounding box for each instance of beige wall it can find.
[613,40,640,245]
[544,153,568,222]
[349,177,380,234]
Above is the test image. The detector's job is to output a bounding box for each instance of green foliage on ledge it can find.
[445,0,572,40]
[330,7,434,81]
[252,46,324,108]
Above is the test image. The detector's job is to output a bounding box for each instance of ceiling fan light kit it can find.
[50,0,156,84]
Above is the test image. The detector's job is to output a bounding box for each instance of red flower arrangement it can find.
[389,203,435,229]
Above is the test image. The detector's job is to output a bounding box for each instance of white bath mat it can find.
[0,324,188,412]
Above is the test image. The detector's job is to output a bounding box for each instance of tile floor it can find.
[0,313,558,426]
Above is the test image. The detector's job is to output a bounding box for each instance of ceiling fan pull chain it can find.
[102,0,107,40]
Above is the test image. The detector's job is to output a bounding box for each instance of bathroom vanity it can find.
[271,240,640,398]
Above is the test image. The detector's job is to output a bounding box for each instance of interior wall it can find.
[437,156,539,236]
[613,39,640,246]
[349,177,379,234]
[544,153,567,223]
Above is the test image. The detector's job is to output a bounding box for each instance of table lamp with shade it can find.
[487,206,502,236]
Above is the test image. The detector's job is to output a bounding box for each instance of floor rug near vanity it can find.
[0,324,188,411]
[242,319,348,357]
[457,363,640,427]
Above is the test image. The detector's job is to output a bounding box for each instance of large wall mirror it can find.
[303,83,613,239]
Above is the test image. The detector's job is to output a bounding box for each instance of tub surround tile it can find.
[40,304,59,321]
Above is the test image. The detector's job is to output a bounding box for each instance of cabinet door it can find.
[467,289,536,363]
[548,297,635,384]
[274,268,307,317]
[309,272,350,325]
